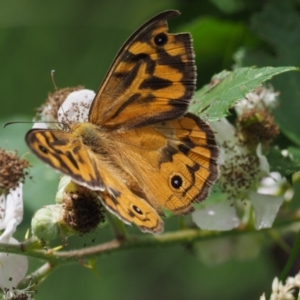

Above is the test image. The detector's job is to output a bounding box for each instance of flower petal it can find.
[250,191,284,229]
[210,118,237,145]
[0,185,23,242]
[32,122,49,129]
[55,175,72,204]
[258,172,286,195]
[192,201,240,231]
[256,144,270,175]
[57,89,95,123]
[0,237,28,289]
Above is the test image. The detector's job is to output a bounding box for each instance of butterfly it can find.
[26,10,219,234]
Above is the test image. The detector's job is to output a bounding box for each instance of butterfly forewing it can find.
[26,129,104,190]
[89,10,196,129]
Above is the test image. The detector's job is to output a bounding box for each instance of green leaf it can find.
[241,0,300,146]
[189,66,298,121]
[180,16,254,87]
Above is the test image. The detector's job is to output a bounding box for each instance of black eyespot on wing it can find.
[39,145,48,154]
[133,205,143,215]
[171,175,183,189]
[154,32,168,46]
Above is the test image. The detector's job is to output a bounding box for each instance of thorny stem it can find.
[19,262,55,290]
[1,215,300,266]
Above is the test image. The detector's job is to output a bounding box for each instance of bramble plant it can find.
[1,1,300,299]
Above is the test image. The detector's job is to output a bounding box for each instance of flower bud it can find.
[31,205,60,241]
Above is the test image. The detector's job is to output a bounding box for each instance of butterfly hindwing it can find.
[97,179,164,234]
[109,113,219,215]
[150,113,219,214]
[89,10,196,129]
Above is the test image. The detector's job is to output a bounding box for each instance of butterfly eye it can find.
[132,205,143,215]
[154,32,168,46]
[171,175,183,189]
[39,145,48,154]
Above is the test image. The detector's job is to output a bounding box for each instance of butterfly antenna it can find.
[51,70,58,90]
[50,72,72,129]
[62,121,71,131]
[3,121,63,128]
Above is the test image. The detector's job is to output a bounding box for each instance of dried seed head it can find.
[0,149,30,193]
[238,108,279,145]
[62,185,105,234]
[235,86,280,146]
[218,139,261,200]
[35,86,84,122]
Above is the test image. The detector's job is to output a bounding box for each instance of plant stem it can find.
[279,229,300,282]
[1,215,300,266]
[19,262,56,290]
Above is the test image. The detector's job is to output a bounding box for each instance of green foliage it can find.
[190,66,298,121]
[241,0,300,146]
[267,147,300,181]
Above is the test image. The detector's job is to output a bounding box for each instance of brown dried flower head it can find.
[35,86,84,122]
[238,109,280,145]
[218,139,261,200]
[62,184,105,234]
[235,86,280,145]
[0,149,31,193]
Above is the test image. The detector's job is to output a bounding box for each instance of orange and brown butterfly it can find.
[26,10,219,234]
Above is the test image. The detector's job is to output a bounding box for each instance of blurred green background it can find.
[0,0,294,299]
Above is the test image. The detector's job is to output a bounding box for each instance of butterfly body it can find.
[72,122,111,156]
[26,10,219,234]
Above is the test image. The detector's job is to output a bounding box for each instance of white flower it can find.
[192,116,285,231]
[57,89,95,124]
[212,118,270,198]
[192,201,240,231]
[264,272,300,300]
[235,86,279,116]
[0,186,23,242]
[33,88,95,129]
[251,172,289,229]
[2,278,35,299]
[0,185,28,294]
[260,293,266,300]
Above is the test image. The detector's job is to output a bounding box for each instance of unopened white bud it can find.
[31,205,60,241]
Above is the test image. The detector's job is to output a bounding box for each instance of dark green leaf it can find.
[189,66,298,121]
[241,0,300,146]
